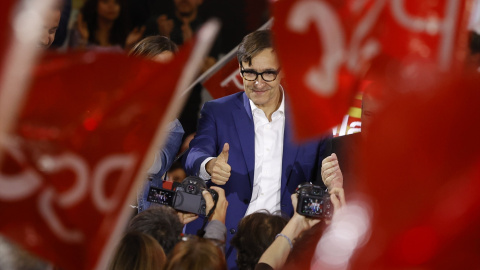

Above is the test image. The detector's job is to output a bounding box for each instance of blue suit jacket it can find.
[183,92,329,269]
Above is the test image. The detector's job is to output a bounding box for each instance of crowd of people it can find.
[24,2,350,269]
[8,0,480,269]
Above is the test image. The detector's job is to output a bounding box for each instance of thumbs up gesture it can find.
[206,143,231,185]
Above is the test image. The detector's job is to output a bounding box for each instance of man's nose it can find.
[254,76,266,86]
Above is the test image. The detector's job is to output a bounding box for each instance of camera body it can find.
[147,176,218,216]
[296,182,333,219]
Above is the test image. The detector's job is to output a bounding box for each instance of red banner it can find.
[349,69,480,269]
[0,0,15,78]
[202,56,244,99]
[272,0,470,141]
[0,40,201,269]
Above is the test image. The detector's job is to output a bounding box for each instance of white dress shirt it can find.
[199,92,286,216]
[244,94,285,215]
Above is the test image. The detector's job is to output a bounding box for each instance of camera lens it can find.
[187,185,195,193]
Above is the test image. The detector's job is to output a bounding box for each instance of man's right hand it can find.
[206,143,231,185]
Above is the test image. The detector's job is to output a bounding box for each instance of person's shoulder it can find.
[206,91,244,107]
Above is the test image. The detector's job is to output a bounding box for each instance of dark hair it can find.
[127,205,183,255]
[231,211,289,270]
[165,235,227,270]
[80,0,130,47]
[129,35,178,58]
[237,30,274,66]
[107,232,166,270]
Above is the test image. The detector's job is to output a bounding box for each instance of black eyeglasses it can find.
[240,65,281,82]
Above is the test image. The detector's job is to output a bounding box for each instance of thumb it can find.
[218,143,229,162]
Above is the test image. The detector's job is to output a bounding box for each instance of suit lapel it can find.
[232,93,255,189]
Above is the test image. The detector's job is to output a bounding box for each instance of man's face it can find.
[241,48,283,111]
[38,8,61,49]
[174,0,202,17]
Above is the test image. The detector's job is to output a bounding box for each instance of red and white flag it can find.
[272,0,471,141]
[0,14,219,270]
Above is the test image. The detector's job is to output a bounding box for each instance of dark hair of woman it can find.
[80,0,130,47]
[231,211,289,270]
[107,231,166,270]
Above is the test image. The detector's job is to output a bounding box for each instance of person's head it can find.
[80,0,130,46]
[164,235,227,270]
[127,205,183,255]
[129,35,178,63]
[38,3,62,49]
[97,0,121,21]
[237,30,283,114]
[231,211,289,270]
[174,0,203,18]
[107,232,166,270]
[167,160,187,183]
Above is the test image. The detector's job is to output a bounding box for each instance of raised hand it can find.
[321,153,343,190]
[206,143,231,185]
[126,26,146,49]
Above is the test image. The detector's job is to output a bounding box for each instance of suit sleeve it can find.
[182,102,219,176]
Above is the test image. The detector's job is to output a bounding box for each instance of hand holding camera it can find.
[295,182,346,220]
[147,176,218,217]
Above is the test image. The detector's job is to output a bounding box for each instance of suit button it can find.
[243,199,249,204]
[230,229,236,234]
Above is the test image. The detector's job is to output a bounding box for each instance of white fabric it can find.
[199,157,215,180]
[244,92,285,216]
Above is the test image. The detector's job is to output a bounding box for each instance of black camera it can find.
[295,183,333,219]
[147,176,218,216]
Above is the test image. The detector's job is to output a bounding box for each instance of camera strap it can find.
[196,204,217,237]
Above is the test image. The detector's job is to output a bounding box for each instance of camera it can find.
[147,176,218,216]
[295,183,333,219]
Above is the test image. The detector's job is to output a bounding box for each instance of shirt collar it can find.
[249,86,285,117]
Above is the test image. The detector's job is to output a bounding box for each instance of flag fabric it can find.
[272,0,470,141]
[349,69,480,269]
[0,20,219,270]
[0,0,15,78]
[202,56,244,99]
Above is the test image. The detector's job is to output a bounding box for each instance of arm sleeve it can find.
[204,220,227,242]
[182,102,219,176]
[148,119,184,178]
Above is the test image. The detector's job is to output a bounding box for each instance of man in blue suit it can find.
[183,30,329,269]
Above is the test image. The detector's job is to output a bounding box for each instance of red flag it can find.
[202,56,244,99]
[0,21,219,270]
[272,0,470,141]
[349,69,480,269]
[0,0,15,78]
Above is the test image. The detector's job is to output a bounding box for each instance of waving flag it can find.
[272,0,470,141]
[0,16,219,270]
